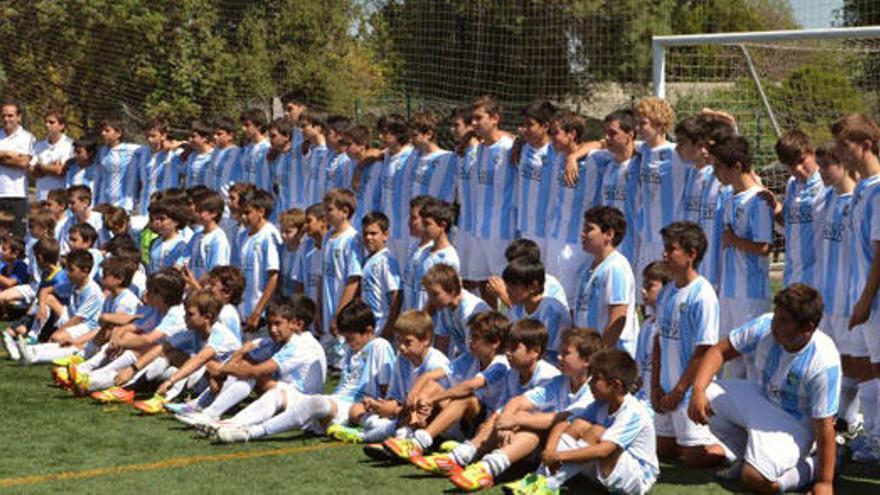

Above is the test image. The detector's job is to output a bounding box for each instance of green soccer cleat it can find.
[382,437,423,460]
[326,424,364,444]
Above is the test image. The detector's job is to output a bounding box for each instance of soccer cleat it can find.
[51,366,71,389]
[68,362,90,397]
[502,473,552,495]
[383,437,423,460]
[2,332,20,360]
[90,386,135,404]
[52,354,84,367]
[326,424,364,444]
[439,440,461,452]
[217,425,252,443]
[133,394,168,414]
[450,462,494,491]
[363,443,393,461]
[411,453,463,476]
[165,402,199,415]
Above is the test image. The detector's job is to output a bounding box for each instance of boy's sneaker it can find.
[327,424,364,444]
[52,355,84,367]
[383,437,423,460]
[165,402,199,415]
[217,425,252,443]
[175,411,215,428]
[133,394,168,414]
[450,462,494,491]
[2,332,20,360]
[90,386,135,404]
[363,443,393,461]
[411,453,463,476]
[51,366,71,389]
[439,440,461,452]
[68,363,90,397]
[502,474,554,495]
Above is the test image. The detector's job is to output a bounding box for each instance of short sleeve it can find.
[383,256,401,292]
[601,405,644,449]
[870,190,880,243]
[691,289,719,347]
[262,236,280,272]
[728,314,772,357]
[604,262,632,306]
[751,195,774,243]
[807,365,841,419]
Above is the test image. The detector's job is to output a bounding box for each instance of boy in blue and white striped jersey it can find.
[302,112,333,208]
[324,115,355,193]
[574,206,639,356]
[184,121,214,188]
[208,117,241,202]
[652,221,726,468]
[374,114,416,264]
[423,263,489,358]
[292,203,326,304]
[185,191,229,283]
[147,198,190,275]
[689,284,841,494]
[401,195,433,311]
[772,130,824,288]
[710,135,773,378]
[135,120,181,216]
[237,189,281,334]
[344,125,384,227]
[634,261,671,405]
[409,112,457,205]
[95,119,139,211]
[216,301,395,443]
[278,208,306,296]
[66,138,100,194]
[487,239,568,310]
[515,101,556,261]
[815,143,861,435]
[238,108,270,188]
[265,118,296,221]
[503,257,571,365]
[414,199,460,310]
[57,185,106,254]
[360,212,402,340]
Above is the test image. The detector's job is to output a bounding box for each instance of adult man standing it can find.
[0,100,35,237]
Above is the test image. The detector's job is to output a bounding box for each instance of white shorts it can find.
[654,398,721,447]
[545,238,591,308]
[594,449,657,495]
[719,297,770,339]
[821,314,863,357]
[706,380,814,482]
[12,284,35,305]
[851,312,880,363]
[459,236,509,282]
[64,322,93,340]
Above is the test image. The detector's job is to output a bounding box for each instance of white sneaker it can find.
[16,336,35,366]
[217,425,251,443]
[179,411,215,428]
[3,332,20,360]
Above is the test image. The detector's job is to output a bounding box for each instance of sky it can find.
[790,0,844,28]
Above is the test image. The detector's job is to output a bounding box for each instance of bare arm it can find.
[428,375,488,404]
[380,289,403,340]
[158,346,217,395]
[688,339,740,424]
[221,356,279,380]
[851,241,880,328]
[600,304,627,349]
[0,151,32,169]
[811,416,837,495]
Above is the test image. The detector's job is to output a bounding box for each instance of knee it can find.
[565,418,592,438]
[740,462,779,494]
[349,403,366,424]
[681,445,726,467]
[656,437,680,459]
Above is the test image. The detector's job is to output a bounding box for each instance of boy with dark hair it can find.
[487,238,568,309]
[147,198,190,274]
[209,116,242,201]
[595,109,640,267]
[237,188,281,333]
[574,206,638,355]
[361,211,402,339]
[186,190,229,282]
[301,112,332,207]
[185,120,215,188]
[374,114,416,264]
[344,124,384,226]
[402,195,434,311]
[66,137,99,193]
[239,108,270,186]
[324,115,355,193]
[634,261,671,404]
[95,119,139,210]
[408,112,456,204]
[689,284,840,494]
[423,263,489,357]
[58,185,106,254]
[292,203,327,304]
[414,199,460,309]
[278,208,306,296]
[30,110,74,201]
[515,101,557,261]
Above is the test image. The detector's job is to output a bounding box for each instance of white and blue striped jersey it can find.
[374,146,416,242]
[409,149,457,204]
[508,296,572,365]
[730,313,841,425]
[574,251,639,355]
[402,241,431,311]
[324,150,353,194]
[149,235,189,274]
[322,226,363,334]
[692,166,726,286]
[87,248,105,283]
[817,189,852,318]
[387,347,450,403]
[275,149,309,211]
[238,222,282,319]
[131,304,162,333]
[544,274,569,309]
[434,289,490,358]
[96,143,139,210]
[498,359,560,410]
[352,159,383,227]
[525,374,594,413]
[188,227,230,280]
[474,136,517,240]
[281,246,300,295]
[448,353,509,410]
[58,210,106,254]
[656,276,719,393]
[848,174,880,315]
[573,394,659,481]
[634,318,657,403]
[210,146,241,200]
[361,247,401,332]
[782,171,825,287]
[333,337,396,403]
[65,161,99,194]
[185,321,241,362]
[153,304,187,340]
[719,186,774,301]
[101,288,140,316]
[293,237,322,303]
[185,150,214,188]
[69,279,105,331]
[136,147,181,215]
[549,151,605,244]
[415,246,460,309]
[634,142,685,246]
[305,144,332,207]
[219,304,242,341]
[595,150,641,264]
[249,332,327,393]
[31,134,74,200]
[253,148,276,193]
[455,144,480,237]
[239,139,270,186]
[516,142,555,240]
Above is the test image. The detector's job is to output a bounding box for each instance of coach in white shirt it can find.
[0,100,35,237]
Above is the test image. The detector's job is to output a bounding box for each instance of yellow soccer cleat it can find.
[90,386,135,404]
[51,366,71,389]
[450,462,495,492]
[133,394,168,414]
[411,453,463,476]
[326,424,364,444]
[52,355,84,367]
[382,437,423,460]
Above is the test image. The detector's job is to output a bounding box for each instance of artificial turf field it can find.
[0,358,878,494]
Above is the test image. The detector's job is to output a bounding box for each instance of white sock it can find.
[481,450,511,477]
[86,350,136,376]
[142,357,169,381]
[395,426,414,439]
[80,345,109,372]
[840,376,861,427]
[542,434,589,490]
[231,387,285,426]
[452,441,478,466]
[777,455,816,492]
[87,368,118,391]
[361,414,397,443]
[31,343,78,363]
[858,379,879,437]
[3,332,20,360]
[413,429,433,450]
[251,395,333,438]
[202,377,255,418]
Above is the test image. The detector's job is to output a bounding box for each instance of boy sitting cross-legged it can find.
[214,300,395,443]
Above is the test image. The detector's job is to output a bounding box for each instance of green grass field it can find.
[1,358,879,494]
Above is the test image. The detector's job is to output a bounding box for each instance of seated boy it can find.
[213,301,395,443]
[423,263,489,357]
[512,349,658,495]
[487,238,568,310]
